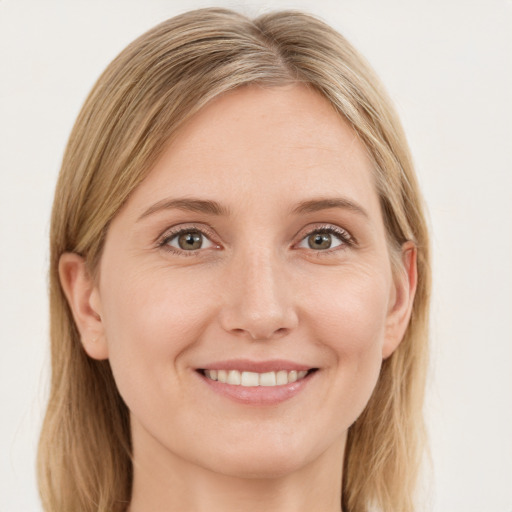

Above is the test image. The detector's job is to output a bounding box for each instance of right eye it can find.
[162,229,215,253]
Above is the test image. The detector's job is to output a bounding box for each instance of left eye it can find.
[165,230,214,251]
[297,229,346,251]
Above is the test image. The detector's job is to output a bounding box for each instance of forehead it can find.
[126,84,380,219]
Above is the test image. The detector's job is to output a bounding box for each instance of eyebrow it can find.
[137,195,368,222]
[137,197,230,222]
[291,197,369,218]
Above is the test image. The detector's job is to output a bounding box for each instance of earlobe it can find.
[58,252,109,360]
[382,242,417,359]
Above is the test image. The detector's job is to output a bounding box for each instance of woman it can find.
[38,7,430,512]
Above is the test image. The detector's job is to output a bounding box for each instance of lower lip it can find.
[196,370,317,405]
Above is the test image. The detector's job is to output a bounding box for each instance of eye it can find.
[162,229,215,252]
[296,226,352,251]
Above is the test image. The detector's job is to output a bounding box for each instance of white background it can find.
[1,1,511,511]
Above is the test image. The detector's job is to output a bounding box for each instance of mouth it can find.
[197,368,318,387]
[194,359,319,405]
[195,361,319,405]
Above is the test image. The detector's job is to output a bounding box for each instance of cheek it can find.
[305,266,390,353]
[302,267,390,421]
[98,264,215,405]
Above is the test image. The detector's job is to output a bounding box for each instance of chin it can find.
[196,433,322,480]
[209,453,307,480]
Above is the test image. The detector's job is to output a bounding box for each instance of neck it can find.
[127,427,345,512]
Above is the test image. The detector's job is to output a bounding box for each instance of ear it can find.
[382,242,418,359]
[59,252,109,360]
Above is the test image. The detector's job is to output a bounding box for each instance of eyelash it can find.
[299,225,355,252]
[157,225,218,257]
[157,224,355,257]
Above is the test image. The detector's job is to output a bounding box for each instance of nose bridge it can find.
[220,243,297,340]
[245,247,280,308]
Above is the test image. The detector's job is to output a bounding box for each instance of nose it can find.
[218,248,298,341]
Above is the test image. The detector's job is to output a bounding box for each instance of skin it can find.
[60,84,417,512]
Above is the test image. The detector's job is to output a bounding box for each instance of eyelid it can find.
[293,223,355,250]
[155,222,355,256]
[156,223,221,253]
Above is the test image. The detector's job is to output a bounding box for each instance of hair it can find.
[38,7,431,512]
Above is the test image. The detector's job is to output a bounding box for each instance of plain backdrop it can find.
[1,1,511,511]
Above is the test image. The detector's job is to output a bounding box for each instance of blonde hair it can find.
[38,8,430,512]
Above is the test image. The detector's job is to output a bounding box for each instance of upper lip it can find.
[197,359,316,373]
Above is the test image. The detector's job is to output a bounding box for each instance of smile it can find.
[202,369,312,387]
[196,363,319,405]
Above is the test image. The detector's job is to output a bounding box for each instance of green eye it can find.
[165,230,214,251]
[177,231,203,250]
[297,227,351,251]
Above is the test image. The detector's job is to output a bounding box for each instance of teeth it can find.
[241,371,259,387]
[276,370,288,385]
[259,371,276,386]
[227,370,241,385]
[203,369,311,387]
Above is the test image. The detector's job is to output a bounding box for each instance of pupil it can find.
[309,233,331,250]
[178,232,202,250]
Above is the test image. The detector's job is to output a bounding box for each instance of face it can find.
[67,84,414,479]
